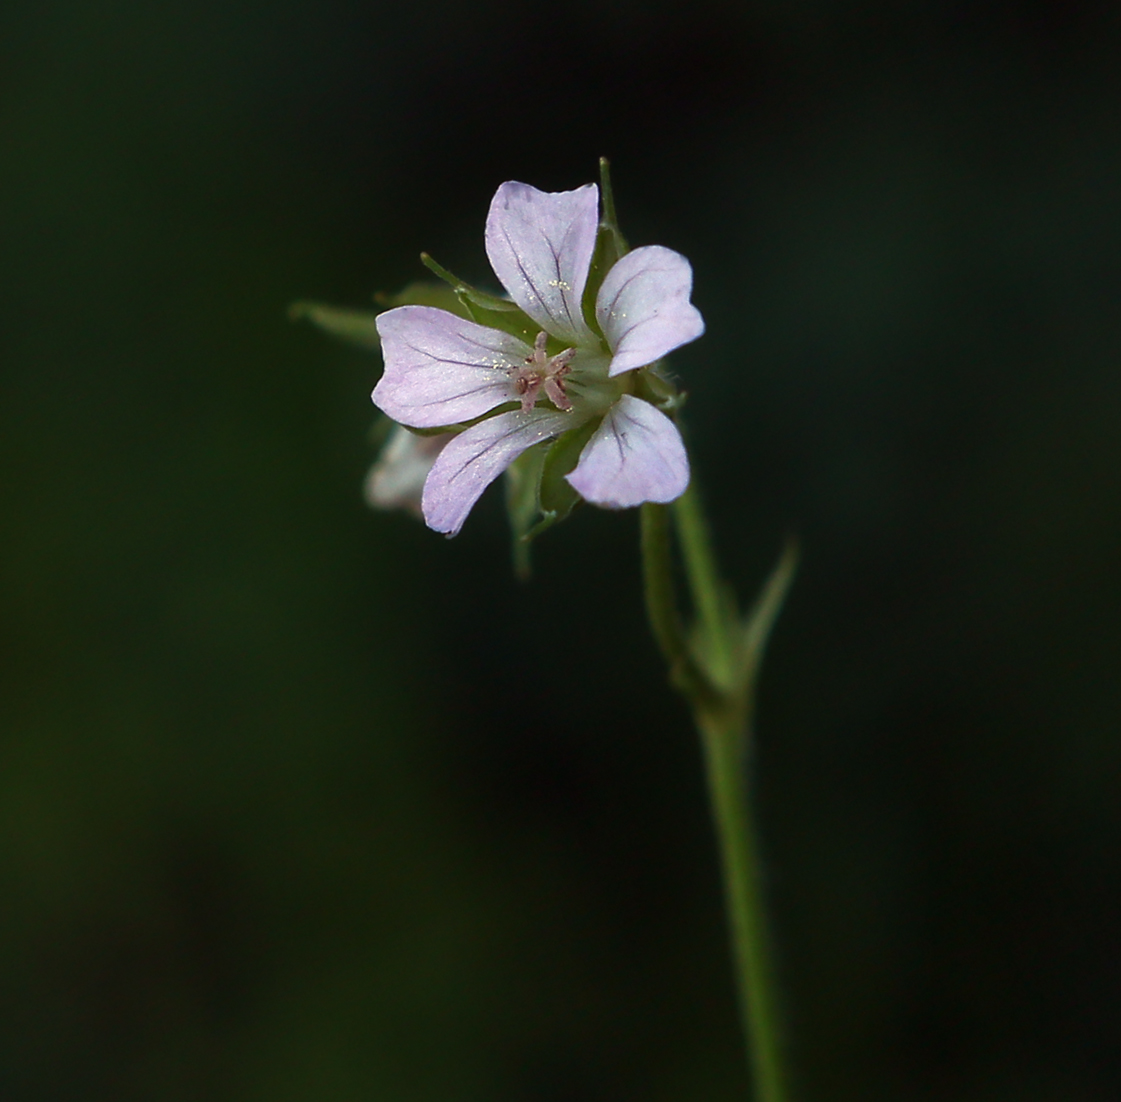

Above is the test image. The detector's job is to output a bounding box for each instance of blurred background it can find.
[3,1,1120,1099]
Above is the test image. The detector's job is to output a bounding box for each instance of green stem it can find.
[673,480,734,688]
[639,498,790,1102]
[639,503,717,709]
[698,708,788,1102]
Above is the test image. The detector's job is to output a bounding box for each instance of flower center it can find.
[511,331,576,413]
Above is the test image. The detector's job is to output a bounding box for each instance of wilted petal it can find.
[595,246,705,377]
[364,425,450,518]
[485,182,598,346]
[373,305,529,428]
[422,409,572,536]
[566,394,688,507]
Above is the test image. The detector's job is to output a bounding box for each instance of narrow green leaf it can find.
[737,539,799,700]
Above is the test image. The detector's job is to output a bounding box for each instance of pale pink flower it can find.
[363,425,449,518]
[372,182,704,535]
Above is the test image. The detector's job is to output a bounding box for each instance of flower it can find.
[364,424,450,518]
[372,181,704,535]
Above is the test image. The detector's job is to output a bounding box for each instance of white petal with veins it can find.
[485,182,599,347]
[422,409,572,536]
[373,306,528,428]
[596,246,705,377]
[566,394,689,508]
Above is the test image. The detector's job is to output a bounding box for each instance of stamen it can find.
[544,375,572,411]
[510,332,577,413]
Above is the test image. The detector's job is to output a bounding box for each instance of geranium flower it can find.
[372,181,704,535]
[363,424,450,518]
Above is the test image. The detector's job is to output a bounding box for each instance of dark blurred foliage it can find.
[2,1,1120,1099]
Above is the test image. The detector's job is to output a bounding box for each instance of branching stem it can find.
[639,485,793,1102]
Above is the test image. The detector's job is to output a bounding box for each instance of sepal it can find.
[595,157,629,267]
[291,281,469,349]
[635,366,686,412]
[504,444,549,579]
[538,418,598,520]
[289,301,382,349]
[420,252,538,342]
[581,158,630,334]
[375,281,469,315]
[503,418,597,578]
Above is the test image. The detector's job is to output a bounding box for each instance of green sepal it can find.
[420,252,515,312]
[538,418,598,520]
[515,506,569,565]
[505,444,549,579]
[462,298,539,343]
[598,156,629,261]
[635,366,686,412]
[375,280,470,317]
[408,423,462,438]
[420,253,539,342]
[503,416,598,579]
[289,301,382,349]
[581,157,631,331]
[291,280,473,350]
[407,399,525,440]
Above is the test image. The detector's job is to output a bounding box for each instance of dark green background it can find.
[3,2,1119,1099]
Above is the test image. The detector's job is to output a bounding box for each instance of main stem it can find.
[640,501,788,1102]
[697,706,787,1102]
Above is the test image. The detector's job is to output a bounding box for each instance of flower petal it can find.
[422,409,572,536]
[485,182,598,346]
[364,425,450,518]
[595,246,705,376]
[566,395,689,507]
[372,305,529,428]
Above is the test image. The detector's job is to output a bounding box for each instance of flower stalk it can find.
[640,485,797,1102]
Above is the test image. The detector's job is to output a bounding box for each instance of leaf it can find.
[737,538,799,701]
